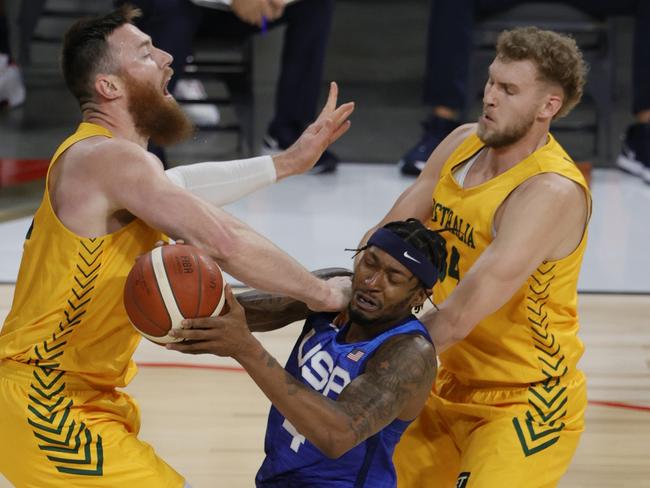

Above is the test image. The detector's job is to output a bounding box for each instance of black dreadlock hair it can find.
[348,218,448,313]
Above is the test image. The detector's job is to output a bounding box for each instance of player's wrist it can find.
[305,280,341,312]
[271,151,296,180]
[234,334,265,365]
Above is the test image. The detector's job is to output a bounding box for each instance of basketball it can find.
[123,244,226,344]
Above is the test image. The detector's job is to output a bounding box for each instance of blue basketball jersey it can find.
[255,312,432,487]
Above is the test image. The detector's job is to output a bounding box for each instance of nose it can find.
[483,82,496,107]
[364,271,384,288]
[155,47,173,69]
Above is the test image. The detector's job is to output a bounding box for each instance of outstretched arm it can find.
[168,288,437,459]
[95,110,352,311]
[165,82,354,208]
[238,268,353,332]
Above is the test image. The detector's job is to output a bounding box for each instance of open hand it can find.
[272,82,355,179]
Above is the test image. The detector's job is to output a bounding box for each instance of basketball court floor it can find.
[0,164,649,487]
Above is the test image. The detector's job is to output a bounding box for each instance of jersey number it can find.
[436,234,460,282]
[283,419,306,453]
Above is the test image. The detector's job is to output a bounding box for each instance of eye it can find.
[363,255,376,267]
[387,273,407,285]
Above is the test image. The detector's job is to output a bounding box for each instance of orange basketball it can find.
[123,244,225,344]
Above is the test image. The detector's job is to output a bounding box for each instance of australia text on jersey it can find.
[431,198,476,249]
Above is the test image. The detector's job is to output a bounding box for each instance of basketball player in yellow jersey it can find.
[359,27,591,487]
[0,6,354,487]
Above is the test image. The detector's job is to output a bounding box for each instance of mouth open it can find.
[162,78,172,97]
[354,290,380,312]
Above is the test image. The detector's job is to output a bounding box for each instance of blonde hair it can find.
[496,26,588,119]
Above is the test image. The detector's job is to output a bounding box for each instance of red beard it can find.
[122,72,193,146]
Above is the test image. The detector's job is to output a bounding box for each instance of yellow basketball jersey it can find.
[430,132,590,385]
[0,122,164,388]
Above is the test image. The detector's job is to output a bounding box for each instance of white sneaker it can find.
[0,54,26,108]
[173,78,220,126]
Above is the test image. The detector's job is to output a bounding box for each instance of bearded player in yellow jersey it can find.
[0,6,355,487]
[361,28,591,487]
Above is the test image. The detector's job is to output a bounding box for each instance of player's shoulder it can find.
[515,171,586,205]
[62,135,157,171]
[450,123,477,143]
[371,333,436,367]
[95,137,160,166]
[418,123,477,180]
[365,333,437,382]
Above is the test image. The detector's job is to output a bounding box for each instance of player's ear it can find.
[539,90,563,120]
[95,73,122,101]
[410,287,430,311]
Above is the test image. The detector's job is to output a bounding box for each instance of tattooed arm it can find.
[169,287,437,459]
[240,333,436,459]
[237,267,353,332]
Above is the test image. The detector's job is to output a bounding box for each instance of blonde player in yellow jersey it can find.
[0,6,355,487]
[360,27,591,487]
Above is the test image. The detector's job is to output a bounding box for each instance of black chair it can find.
[17,0,112,67]
[176,35,255,156]
[17,0,255,155]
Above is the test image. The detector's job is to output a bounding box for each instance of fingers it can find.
[166,341,212,355]
[268,0,284,19]
[180,316,220,329]
[331,101,355,127]
[260,4,274,24]
[317,82,339,119]
[224,285,244,313]
[169,327,213,341]
[328,120,352,145]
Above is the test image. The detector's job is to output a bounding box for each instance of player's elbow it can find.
[311,429,356,459]
[318,440,352,460]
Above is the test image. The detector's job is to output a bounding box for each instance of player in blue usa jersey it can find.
[169,219,444,487]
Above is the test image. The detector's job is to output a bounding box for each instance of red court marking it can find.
[137,362,650,412]
[588,400,650,413]
[138,361,246,373]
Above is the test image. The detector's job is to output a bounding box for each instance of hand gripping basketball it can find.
[123,244,226,344]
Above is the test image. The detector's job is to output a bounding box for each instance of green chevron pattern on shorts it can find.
[26,238,105,476]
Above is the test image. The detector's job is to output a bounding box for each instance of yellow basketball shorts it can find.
[0,360,185,487]
[394,368,586,488]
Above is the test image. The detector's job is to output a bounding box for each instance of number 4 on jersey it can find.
[283,418,306,453]
[436,234,460,282]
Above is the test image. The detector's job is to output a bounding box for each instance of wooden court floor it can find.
[1,285,649,487]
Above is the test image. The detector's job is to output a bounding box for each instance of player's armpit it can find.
[238,268,353,332]
[332,335,436,454]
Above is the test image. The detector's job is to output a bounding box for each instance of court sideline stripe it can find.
[136,362,650,412]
